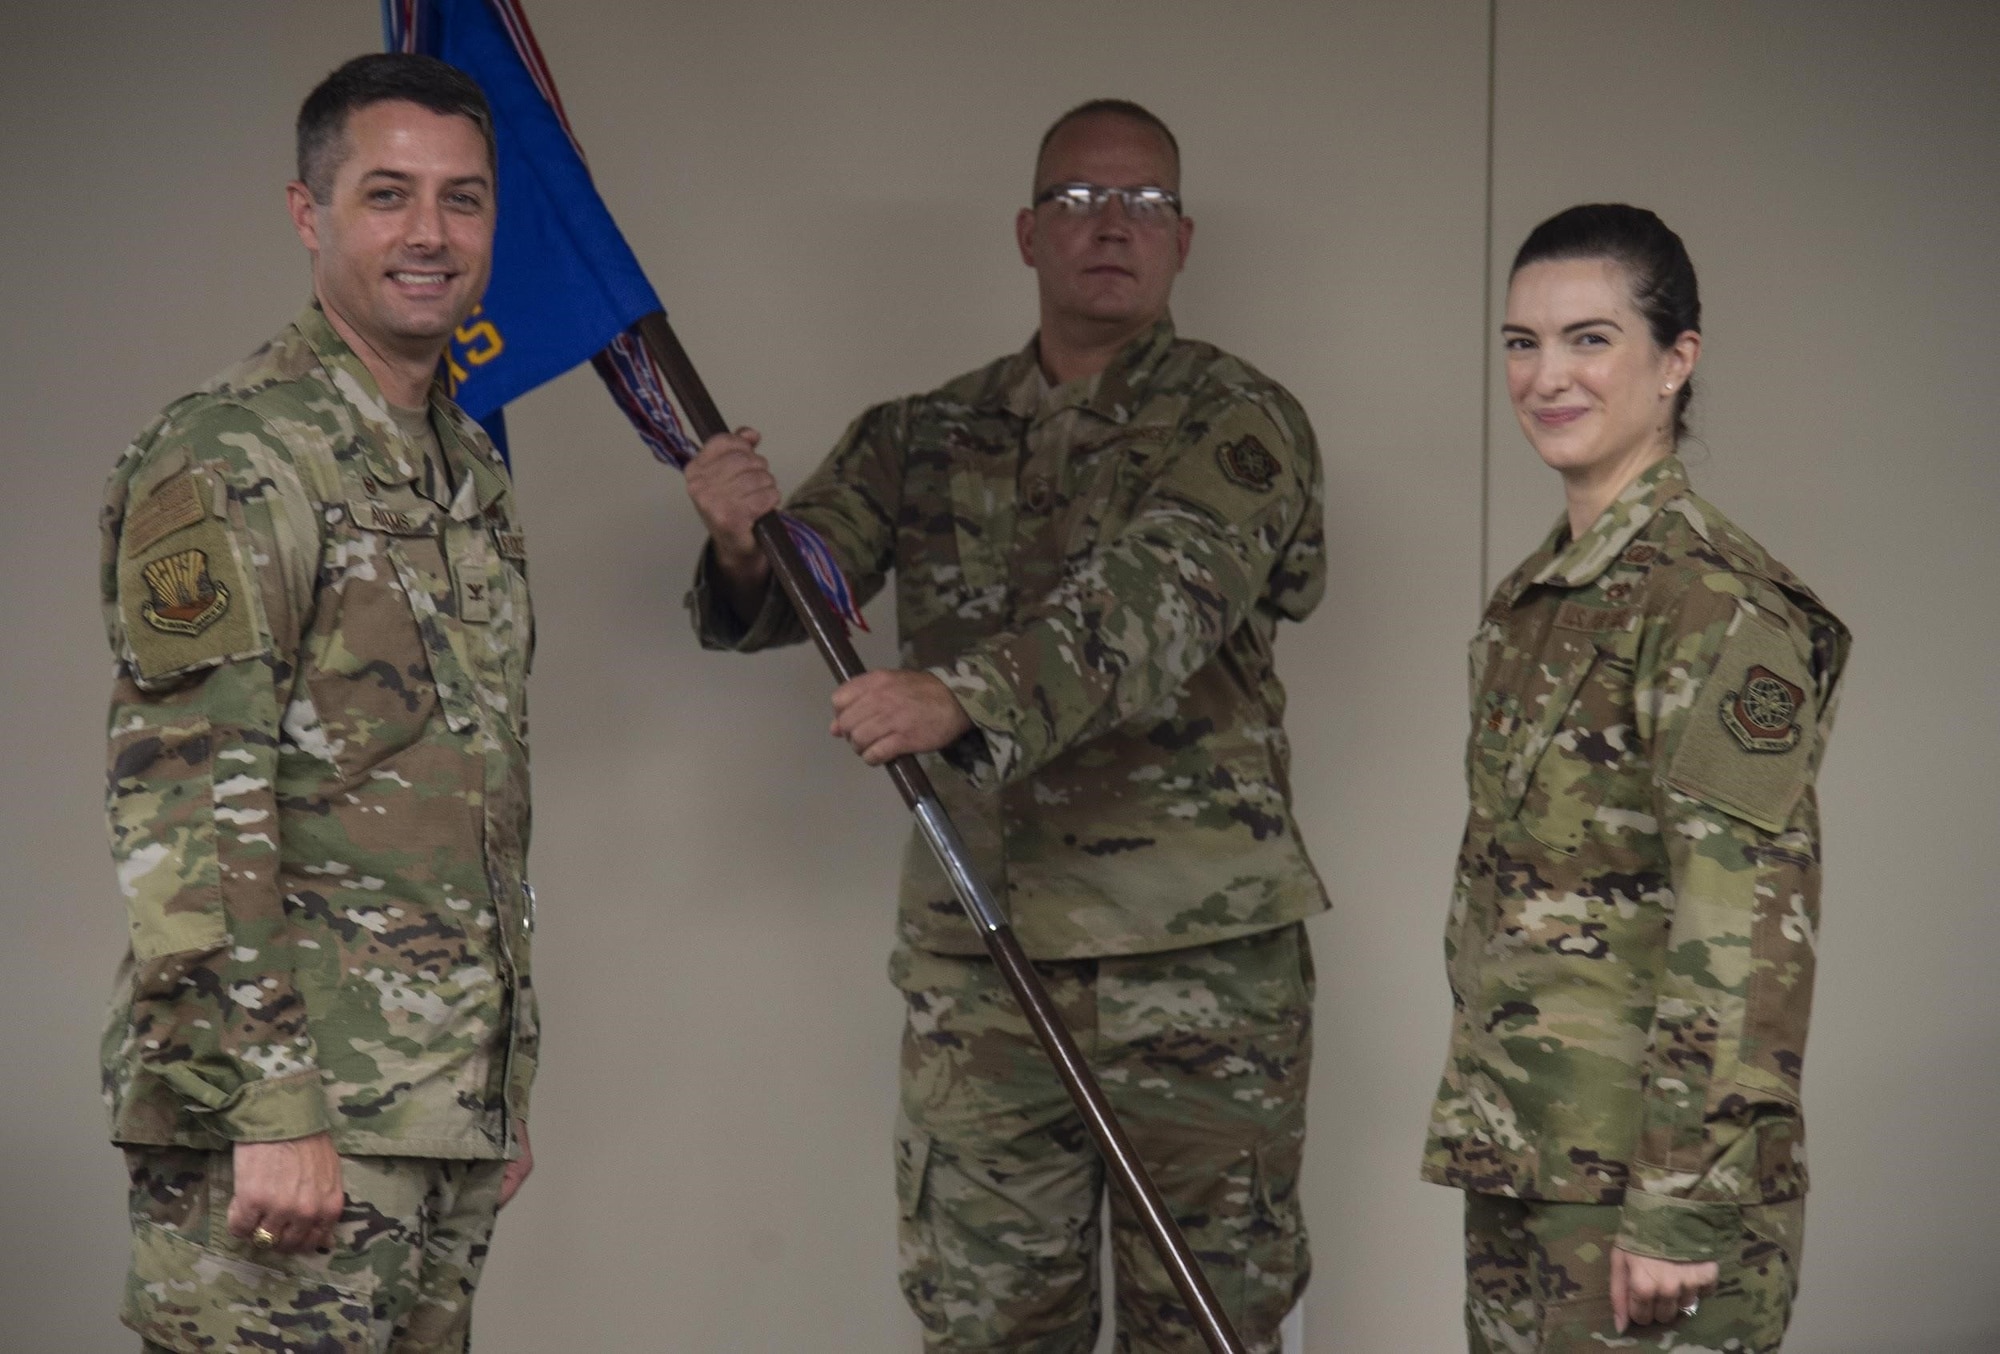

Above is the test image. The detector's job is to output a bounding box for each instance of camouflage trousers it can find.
[891,923,1314,1354]
[123,1146,505,1353]
[1463,1193,1804,1353]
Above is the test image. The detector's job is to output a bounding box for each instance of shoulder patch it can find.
[1720,665,1805,753]
[118,517,265,685]
[139,548,231,636]
[123,471,207,555]
[1665,611,1817,832]
[1216,434,1280,493]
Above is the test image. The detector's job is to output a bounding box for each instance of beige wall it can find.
[0,3,1990,1350]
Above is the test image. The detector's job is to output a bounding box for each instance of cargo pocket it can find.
[893,1116,947,1338]
[1244,1116,1311,1335]
[123,1221,372,1353]
[107,718,226,962]
[895,1118,932,1221]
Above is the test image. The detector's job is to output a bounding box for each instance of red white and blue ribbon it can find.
[385,0,867,630]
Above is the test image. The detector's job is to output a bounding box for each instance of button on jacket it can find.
[691,319,1329,959]
[1422,456,1850,1261]
[101,304,536,1159]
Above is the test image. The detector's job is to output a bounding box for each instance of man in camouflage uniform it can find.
[685,101,1327,1351]
[101,55,537,1352]
[1423,456,1849,1351]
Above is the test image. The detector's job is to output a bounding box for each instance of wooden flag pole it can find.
[634,309,1251,1354]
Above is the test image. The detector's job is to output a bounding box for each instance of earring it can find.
[1662,384,1674,394]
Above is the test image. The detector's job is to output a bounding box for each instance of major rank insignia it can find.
[1721,664,1805,753]
[140,548,231,636]
[1216,433,1280,493]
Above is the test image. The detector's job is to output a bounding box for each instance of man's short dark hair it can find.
[1034,98,1181,190]
[297,53,495,203]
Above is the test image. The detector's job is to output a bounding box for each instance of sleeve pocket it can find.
[1664,610,1818,833]
[117,515,269,688]
[108,717,228,962]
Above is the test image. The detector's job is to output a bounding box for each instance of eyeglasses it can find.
[1032,182,1183,224]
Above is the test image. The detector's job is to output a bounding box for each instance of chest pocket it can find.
[1467,624,1602,827]
[298,499,455,777]
[1073,427,1169,542]
[481,523,533,738]
[947,451,1016,599]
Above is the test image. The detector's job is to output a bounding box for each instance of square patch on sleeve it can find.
[123,470,207,556]
[1664,610,1817,833]
[118,516,266,684]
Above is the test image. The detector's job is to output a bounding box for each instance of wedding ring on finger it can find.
[1680,1299,1701,1317]
[251,1226,277,1249]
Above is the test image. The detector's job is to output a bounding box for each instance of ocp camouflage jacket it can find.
[100,304,536,1159]
[692,319,1330,959]
[1422,456,1851,1262]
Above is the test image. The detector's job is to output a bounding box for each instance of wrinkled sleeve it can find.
[686,402,905,651]
[1617,574,1835,1261]
[103,401,328,1143]
[931,397,1320,787]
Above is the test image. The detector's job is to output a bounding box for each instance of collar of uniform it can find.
[294,301,422,488]
[1530,455,1689,590]
[996,315,1177,424]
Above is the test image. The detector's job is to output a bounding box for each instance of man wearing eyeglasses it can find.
[686,99,1326,1352]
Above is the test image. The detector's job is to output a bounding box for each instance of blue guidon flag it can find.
[383,0,866,630]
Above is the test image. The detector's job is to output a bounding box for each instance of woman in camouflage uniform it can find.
[1422,204,1850,1352]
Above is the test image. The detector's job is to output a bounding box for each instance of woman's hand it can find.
[1611,1245,1718,1333]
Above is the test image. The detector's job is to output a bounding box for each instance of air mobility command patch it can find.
[1721,665,1806,753]
[117,476,264,684]
[1216,433,1281,493]
[1665,610,1817,833]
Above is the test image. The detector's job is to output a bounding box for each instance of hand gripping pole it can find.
[637,310,1250,1354]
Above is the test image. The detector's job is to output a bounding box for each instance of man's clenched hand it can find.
[830,670,973,765]
[229,1132,344,1254]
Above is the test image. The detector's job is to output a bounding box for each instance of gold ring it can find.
[251,1226,277,1248]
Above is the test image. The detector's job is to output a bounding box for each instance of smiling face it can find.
[286,99,495,380]
[1015,111,1192,344]
[1502,256,1699,491]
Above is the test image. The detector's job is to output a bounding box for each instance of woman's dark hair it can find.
[297,54,495,204]
[1512,204,1702,444]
